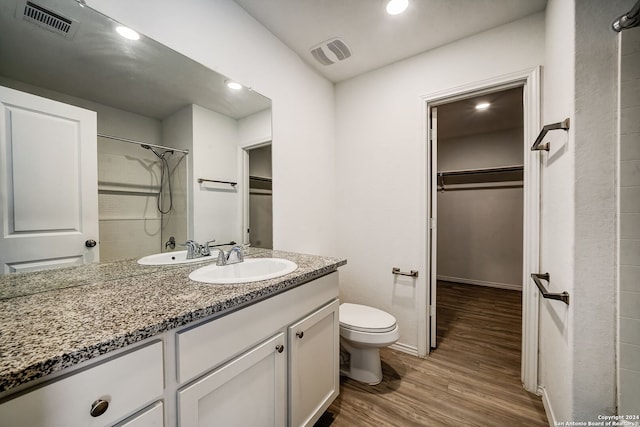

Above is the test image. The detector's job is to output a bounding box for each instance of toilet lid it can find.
[339,303,397,333]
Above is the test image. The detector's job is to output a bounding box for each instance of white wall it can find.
[87,0,337,256]
[191,104,242,245]
[540,0,626,422]
[335,13,545,350]
[618,24,640,415]
[238,109,272,148]
[538,0,575,421]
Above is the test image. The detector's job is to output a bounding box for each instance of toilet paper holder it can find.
[392,267,418,278]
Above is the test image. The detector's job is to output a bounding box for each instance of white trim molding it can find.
[418,67,541,393]
[540,386,556,427]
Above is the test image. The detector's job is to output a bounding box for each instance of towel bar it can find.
[392,267,418,278]
[531,118,570,151]
[531,273,569,305]
[197,178,237,187]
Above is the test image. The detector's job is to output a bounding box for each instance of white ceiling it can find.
[233,0,547,82]
[0,0,271,120]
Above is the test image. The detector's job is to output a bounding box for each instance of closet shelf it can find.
[438,165,524,177]
[437,165,524,189]
[250,175,272,192]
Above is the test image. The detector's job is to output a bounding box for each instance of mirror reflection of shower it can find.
[97,132,188,263]
[141,144,174,214]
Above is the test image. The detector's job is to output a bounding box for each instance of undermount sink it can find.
[188,258,298,284]
[137,250,217,265]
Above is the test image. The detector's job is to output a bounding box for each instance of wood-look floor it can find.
[315,282,548,427]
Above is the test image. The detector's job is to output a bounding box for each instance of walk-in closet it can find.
[436,87,524,291]
[434,87,525,365]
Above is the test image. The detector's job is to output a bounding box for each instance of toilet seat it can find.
[339,303,397,333]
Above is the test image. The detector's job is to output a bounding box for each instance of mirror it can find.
[0,0,272,292]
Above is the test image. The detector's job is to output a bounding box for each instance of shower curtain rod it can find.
[98,133,189,155]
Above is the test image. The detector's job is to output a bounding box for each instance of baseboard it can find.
[539,386,555,427]
[389,342,418,357]
[437,275,522,291]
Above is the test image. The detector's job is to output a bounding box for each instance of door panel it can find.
[288,300,339,427]
[178,333,286,427]
[0,85,99,273]
[11,107,81,231]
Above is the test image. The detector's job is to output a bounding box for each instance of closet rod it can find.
[98,133,189,155]
[438,165,524,177]
[249,175,273,182]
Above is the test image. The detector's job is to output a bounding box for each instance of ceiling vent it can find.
[18,0,79,38]
[310,38,352,66]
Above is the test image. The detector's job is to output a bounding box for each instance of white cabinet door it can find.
[178,333,286,427]
[0,85,99,273]
[288,299,340,427]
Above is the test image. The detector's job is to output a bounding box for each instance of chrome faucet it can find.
[185,239,216,259]
[165,236,176,250]
[215,245,245,266]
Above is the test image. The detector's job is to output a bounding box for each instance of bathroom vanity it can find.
[0,250,345,427]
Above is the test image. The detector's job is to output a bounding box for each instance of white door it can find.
[429,106,438,349]
[0,85,99,273]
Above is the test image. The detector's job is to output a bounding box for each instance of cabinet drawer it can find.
[0,341,164,427]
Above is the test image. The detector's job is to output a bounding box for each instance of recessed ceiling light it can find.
[226,80,243,90]
[386,0,408,15]
[475,102,491,110]
[116,26,140,41]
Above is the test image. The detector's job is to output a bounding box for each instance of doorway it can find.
[245,144,273,249]
[419,68,541,393]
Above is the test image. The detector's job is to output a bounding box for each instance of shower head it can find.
[612,1,640,32]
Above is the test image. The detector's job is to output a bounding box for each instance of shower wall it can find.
[97,110,164,262]
[618,24,640,415]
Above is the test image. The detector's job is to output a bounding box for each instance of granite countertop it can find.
[0,250,346,394]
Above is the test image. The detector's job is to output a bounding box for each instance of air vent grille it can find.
[22,1,75,37]
[310,38,352,66]
[311,47,334,66]
[326,39,351,61]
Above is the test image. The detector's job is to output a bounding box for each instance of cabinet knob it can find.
[296,331,304,339]
[90,399,109,417]
[85,239,97,248]
[276,344,284,353]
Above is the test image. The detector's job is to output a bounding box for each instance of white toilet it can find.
[339,303,400,385]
